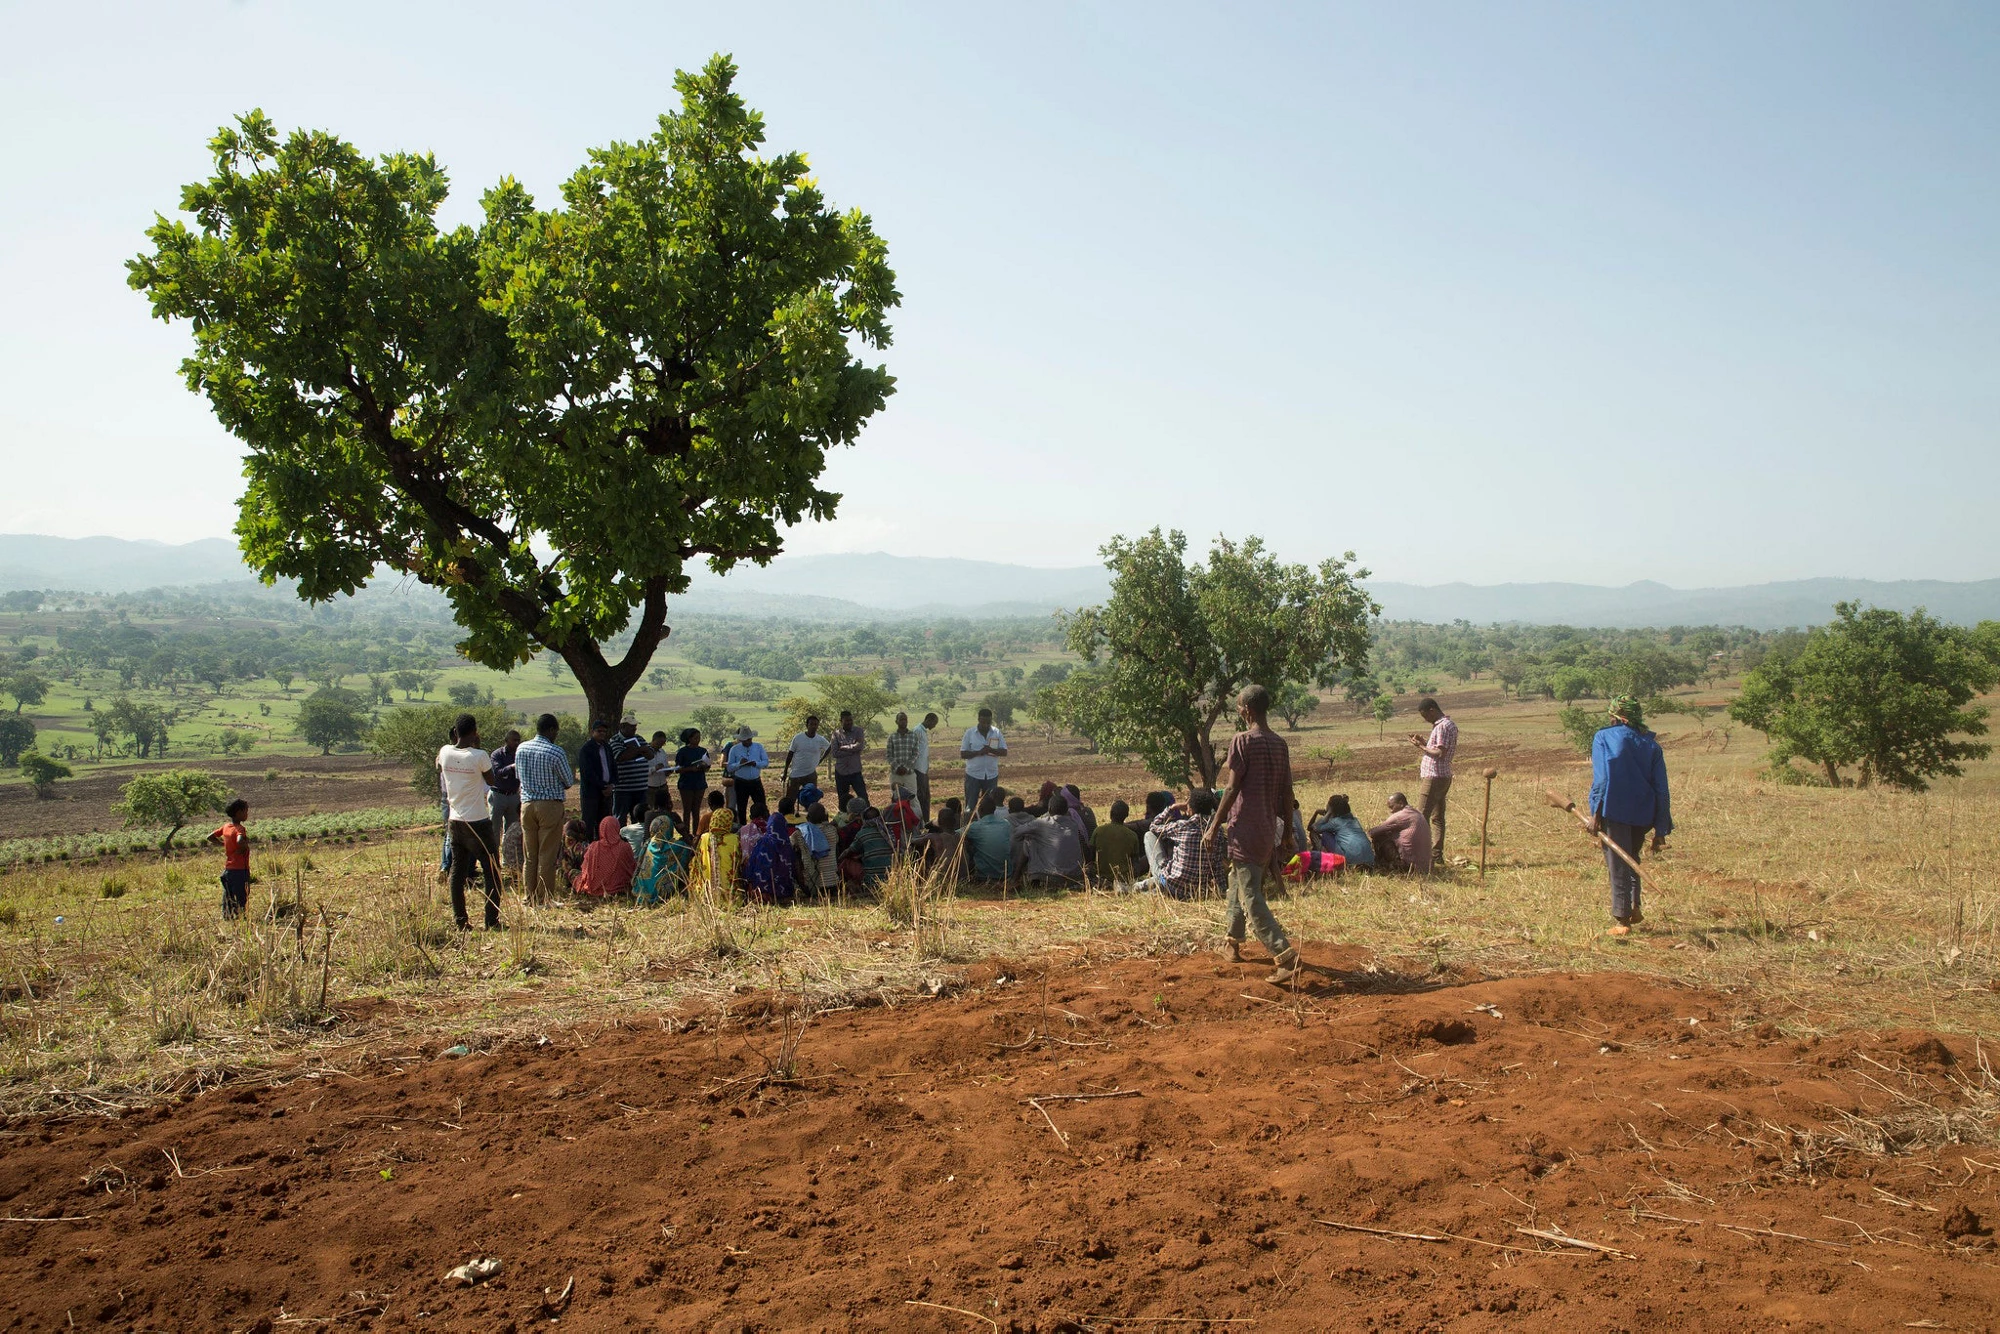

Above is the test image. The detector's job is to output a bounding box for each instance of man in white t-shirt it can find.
[782,714,833,800]
[913,712,937,820]
[435,712,502,930]
[959,707,1007,811]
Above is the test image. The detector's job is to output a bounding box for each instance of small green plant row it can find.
[0,805,437,868]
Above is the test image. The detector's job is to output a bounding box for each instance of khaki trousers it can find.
[1417,776,1451,862]
[520,798,568,902]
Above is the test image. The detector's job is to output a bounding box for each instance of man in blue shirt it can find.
[1586,696,1673,937]
[515,713,575,904]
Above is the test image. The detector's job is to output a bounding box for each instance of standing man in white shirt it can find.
[1408,697,1458,866]
[782,715,833,800]
[436,712,503,930]
[913,711,937,821]
[959,707,1007,812]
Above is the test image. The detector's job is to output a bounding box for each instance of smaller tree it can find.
[811,675,901,740]
[691,705,739,748]
[271,668,294,695]
[0,714,33,766]
[979,690,1024,729]
[1729,603,1994,790]
[5,671,48,713]
[18,750,69,799]
[1272,682,1319,731]
[117,768,232,852]
[296,687,368,755]
[372,702,514,791]
[1372,694,1395,738]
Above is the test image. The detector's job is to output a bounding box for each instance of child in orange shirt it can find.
[207,797,251,920]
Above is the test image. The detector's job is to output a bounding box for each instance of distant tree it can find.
[0,715,34,766]
[1064,529,1374,785]
[1729,603,1995,790]
[647,666,670,691]
[105,695,170,758]
[129,58,898,729]
[371,701,513,791]
[1372,694,1395,738]
[296,687,368,755]
[392,669,422,699]
[5,671,47,713]
[690,705,739,749]
[1547,666,1595,704]
[271,668,294,695]
[979,691,1025,729]
[18,750,70,799]
[1273,682,1320,731]
[447,681,485,708]
[1029,670,1111,749]
[367,672,392,705]
[415,673,441,700]
[117,768,232,852]
[811,675,901,740]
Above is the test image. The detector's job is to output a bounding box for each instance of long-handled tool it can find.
[1543,788,1659,891]
[1478,768,1497,878]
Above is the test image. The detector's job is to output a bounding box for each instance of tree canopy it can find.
[1728,602,1997,790]
[295,687,369,755]
[129,55,897,726]
[117,769,232,852]
[1063,530,1375,786]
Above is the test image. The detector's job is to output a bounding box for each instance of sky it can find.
[2,1,1996,587]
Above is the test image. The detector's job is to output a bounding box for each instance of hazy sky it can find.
[3,2,1996,586]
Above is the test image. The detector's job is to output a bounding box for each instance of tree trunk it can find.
[1821,758,1841,787]
[561,603,672,730]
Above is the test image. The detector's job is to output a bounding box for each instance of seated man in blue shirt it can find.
[1585,695,1673,937]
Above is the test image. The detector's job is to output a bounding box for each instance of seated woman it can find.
[575,815,637,898]
[558,818,592,893]
[1312,794,1374,868]
[633,816,693,906]
[693,807,742,902]
[744,808,800,903]
[797,803,837,895]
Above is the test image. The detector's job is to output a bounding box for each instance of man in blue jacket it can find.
[1585,696,1672,937]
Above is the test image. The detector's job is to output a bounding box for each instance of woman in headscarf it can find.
[575,815,637,898]
[633,815,693,906]
[744,808,799,903]
[693,807,742,902]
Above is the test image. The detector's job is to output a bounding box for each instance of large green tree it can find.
[1729,602,1995,790]
[1064,530,1375,786]
[129,55,898,725]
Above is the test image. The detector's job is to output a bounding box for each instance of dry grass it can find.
[1,686,1996,1119]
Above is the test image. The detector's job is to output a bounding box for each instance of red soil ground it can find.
[3,945,1996,1332]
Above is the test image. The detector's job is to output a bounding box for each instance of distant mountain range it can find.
[2,534,1996,629]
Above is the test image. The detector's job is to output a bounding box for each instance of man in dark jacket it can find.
[576,719,618,832]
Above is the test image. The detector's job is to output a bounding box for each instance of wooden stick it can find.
[1479,770,1496,878]
[904,1299,1001,1329]
[1714,1222,1850,1250]
[1025,1099,1071,1149]
[1317,1219,1578,1256]
[1020,1090,1143,1104]
[1514,1226,1638,1259]
[1542,789,1654,886]
[1,1215,97,1223]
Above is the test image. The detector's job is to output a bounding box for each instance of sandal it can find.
[1606,923,1631,938]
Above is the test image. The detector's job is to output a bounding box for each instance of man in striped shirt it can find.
[515,713,574,904]
[610,712,654,825]
[1408,698,1458,865]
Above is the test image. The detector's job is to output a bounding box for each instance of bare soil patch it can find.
[3,949,1995,1331]
[0,755,414,841]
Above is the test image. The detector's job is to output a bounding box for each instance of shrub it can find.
[116,770,233,853]
[19,750,71,798]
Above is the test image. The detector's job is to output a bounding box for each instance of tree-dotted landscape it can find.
[3,37,1999,1334]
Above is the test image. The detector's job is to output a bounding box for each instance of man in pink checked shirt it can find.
[1408,697,1457,866]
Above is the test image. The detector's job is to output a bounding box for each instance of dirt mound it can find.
[2,951,1995,1331]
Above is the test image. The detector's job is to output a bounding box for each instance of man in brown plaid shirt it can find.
[1207,683,1303,985]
